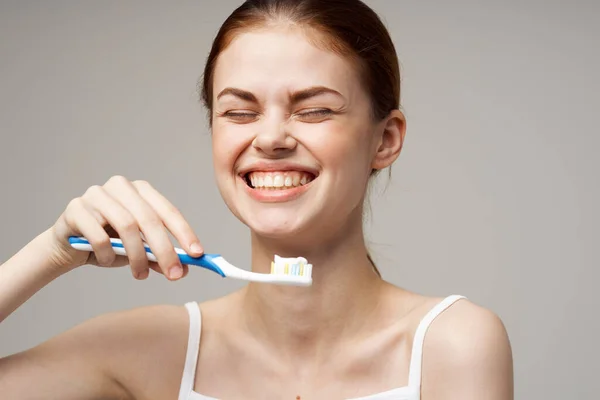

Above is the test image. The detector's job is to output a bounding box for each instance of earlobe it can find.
[371,110,406,171]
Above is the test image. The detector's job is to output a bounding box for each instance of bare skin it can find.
[0,26,513,400]
[0,276,511,399]
[195,287,511,399]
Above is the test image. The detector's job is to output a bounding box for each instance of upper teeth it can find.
[247,171,314,189]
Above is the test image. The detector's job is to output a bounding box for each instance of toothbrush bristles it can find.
[270,258,312,278]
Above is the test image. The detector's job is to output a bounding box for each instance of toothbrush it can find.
[68,236,312,286]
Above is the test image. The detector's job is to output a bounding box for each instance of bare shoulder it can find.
[0,302,191,400]
[419,296,514,400]
[84,302,190,342]
[421,297,512,363]
[60,304,188,399]
[57,302,190,359]
[88,303,191,399]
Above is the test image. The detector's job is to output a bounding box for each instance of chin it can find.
[252,227,302,241]
[246,214,307,239]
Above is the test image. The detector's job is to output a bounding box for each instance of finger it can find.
[74,202,129,268]
[82,184,150,279]
[64,198,114,267]
[103,176,183,280]
[149,262,188,278]
[133,180,203,256]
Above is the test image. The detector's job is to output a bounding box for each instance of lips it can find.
[237,163,318,202]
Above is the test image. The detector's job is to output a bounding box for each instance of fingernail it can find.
[136,269,149,280]
[169,265,183,280]
[190,242,203,254]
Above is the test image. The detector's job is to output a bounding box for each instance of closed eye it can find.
[219,109,334,123]
[296,109,333,121]
[221,111,258,123]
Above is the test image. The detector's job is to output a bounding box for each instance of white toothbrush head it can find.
[270,255,313,286]
[210,254,313,286]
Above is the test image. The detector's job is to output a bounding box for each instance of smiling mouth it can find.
[243,171,316,190]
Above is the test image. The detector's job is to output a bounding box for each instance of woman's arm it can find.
[0,230,189,399]
[0,231,133,399]
[0,229,67,323]
[0,313,133,400]
[0,231,124,398]
[0,176,203,399]
[0,303,189,400]
[421,300,514,400]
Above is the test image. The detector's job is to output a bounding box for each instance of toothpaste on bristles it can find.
[270,255,312,278]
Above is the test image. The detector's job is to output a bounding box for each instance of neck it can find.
[239,211,385,363]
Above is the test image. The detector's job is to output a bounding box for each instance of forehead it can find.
[212,27,361,98]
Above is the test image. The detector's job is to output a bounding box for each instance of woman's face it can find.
[211,27,389,241]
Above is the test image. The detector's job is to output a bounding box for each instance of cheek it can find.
[211,128,249,215]
[301,122,373,174]
[211,124,250,173]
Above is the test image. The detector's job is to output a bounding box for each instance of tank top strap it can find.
[178,301,202,400]
[407,295,467,388]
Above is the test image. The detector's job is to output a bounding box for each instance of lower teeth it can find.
[254,186,299,190]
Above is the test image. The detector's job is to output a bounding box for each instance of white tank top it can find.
[178,295,466,400]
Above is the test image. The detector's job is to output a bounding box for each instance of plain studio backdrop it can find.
[0,1,598,398]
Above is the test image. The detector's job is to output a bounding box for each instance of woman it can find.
[0,0,513,399]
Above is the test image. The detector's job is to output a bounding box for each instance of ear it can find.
[371,109,406,170]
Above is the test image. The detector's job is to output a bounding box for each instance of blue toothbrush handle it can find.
[176,253,226,277]
[68,236,226,277]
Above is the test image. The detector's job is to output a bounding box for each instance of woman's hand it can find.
[0,175,204,398]
[49,175,203,280]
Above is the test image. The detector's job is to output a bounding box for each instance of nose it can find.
[252,117,297,157]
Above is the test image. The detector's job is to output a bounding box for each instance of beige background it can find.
[1,1,598,398]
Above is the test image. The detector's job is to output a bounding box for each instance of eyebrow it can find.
[216,87,257,102]
[216,86,344,104]
[290,86,344,103]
